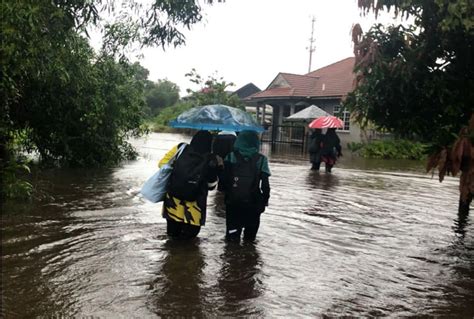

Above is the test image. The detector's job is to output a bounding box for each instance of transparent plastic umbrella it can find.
[169,104,264,132]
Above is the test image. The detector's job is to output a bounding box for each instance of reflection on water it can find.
[453,210,471,238]
[151,239,205,317]
[212,191,227,219]
[1,133,474,317]
[217,242,264,317]
[306,170,340,191]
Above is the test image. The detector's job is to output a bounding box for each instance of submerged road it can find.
[2,133,473,317]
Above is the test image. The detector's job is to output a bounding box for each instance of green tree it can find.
[151,71,244,132]
[152,101,194,132]
[145,79,180,116]
[6,35,147,167]
[344,0,473,212]
[184,69,243,109]
[1,0,218,199]
[131,62,151,83]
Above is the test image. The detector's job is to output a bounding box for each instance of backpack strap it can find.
[176,143,187,158]
[169,143,187,166]
[233,150,244,163]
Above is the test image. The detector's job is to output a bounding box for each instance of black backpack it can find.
[168,145,208,201]
[226,151,263,205]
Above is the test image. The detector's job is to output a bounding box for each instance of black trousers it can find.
[166,219,201,240]
[225,204,261,242]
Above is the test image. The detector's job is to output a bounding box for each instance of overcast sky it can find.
[132,0,402,95]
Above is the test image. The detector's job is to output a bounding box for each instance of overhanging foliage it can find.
[346,0,474,209]
[1,0,218,199]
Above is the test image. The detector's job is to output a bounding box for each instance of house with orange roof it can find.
[247,57,363,148]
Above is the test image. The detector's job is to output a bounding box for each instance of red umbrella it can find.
[308,116,344,129]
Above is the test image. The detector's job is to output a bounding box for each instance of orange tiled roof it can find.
[249,57,355,100]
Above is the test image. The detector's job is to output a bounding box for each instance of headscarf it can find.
[190,130,213,154]
[226,130,271,176]
[310,128,323,139]
[233,130,260,159]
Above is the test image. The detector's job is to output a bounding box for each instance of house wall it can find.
[271,75,290,88]
[261,98,365,149]
[338,124,362,148]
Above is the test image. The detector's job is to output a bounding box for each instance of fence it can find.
[261,125,308,156]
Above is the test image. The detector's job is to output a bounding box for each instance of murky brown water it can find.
[2,133,473,317]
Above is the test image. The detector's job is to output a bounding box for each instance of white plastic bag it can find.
[140,144,186,203]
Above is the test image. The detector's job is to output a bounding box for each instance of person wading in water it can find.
[221,130,271,242]
[160,130,218,239]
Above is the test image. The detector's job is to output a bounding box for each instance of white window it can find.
[333,105,350,131]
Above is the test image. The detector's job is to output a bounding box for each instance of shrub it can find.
[151,101,193,132]
[348,140,427,160]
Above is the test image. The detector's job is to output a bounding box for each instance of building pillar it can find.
[256,104,261,123]
[277,105,284,126]
[271,105,279,149]
[261,104,266,125]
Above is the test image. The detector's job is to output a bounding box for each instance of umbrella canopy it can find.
[286,105,331,121]
[308,116,344,129]
[169,104,264,132]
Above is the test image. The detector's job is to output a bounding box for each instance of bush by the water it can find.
[150,102,194,132]
[348,140,427,160]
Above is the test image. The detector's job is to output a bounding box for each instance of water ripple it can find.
[2,133,473,317]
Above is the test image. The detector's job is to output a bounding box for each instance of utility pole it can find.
[307,16,316,73]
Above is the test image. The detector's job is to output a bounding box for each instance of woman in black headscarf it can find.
[159,130,218,239]
[212,131,237,191]
[320,128,342,173]
[221,130,271,242]
[308,128,324,170]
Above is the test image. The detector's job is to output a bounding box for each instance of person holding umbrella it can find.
[221,130,271,242]
[165,105,268,240]
[308,128,324,170]
[308,116,344,173]
[212,131,237,191]
[320,128,342,173]
[159,130,219,240]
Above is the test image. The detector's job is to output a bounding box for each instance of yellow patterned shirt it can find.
[159,144,215,226]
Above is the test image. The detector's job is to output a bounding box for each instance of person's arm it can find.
[261,173,270,206]
[335,143,342,157]
[335,135,342,156]
[219,154,234,192]
[206,154,218,190]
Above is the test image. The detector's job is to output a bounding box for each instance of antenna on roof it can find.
[307,16,316,73]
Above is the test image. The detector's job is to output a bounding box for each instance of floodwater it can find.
[1,133,473,317]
